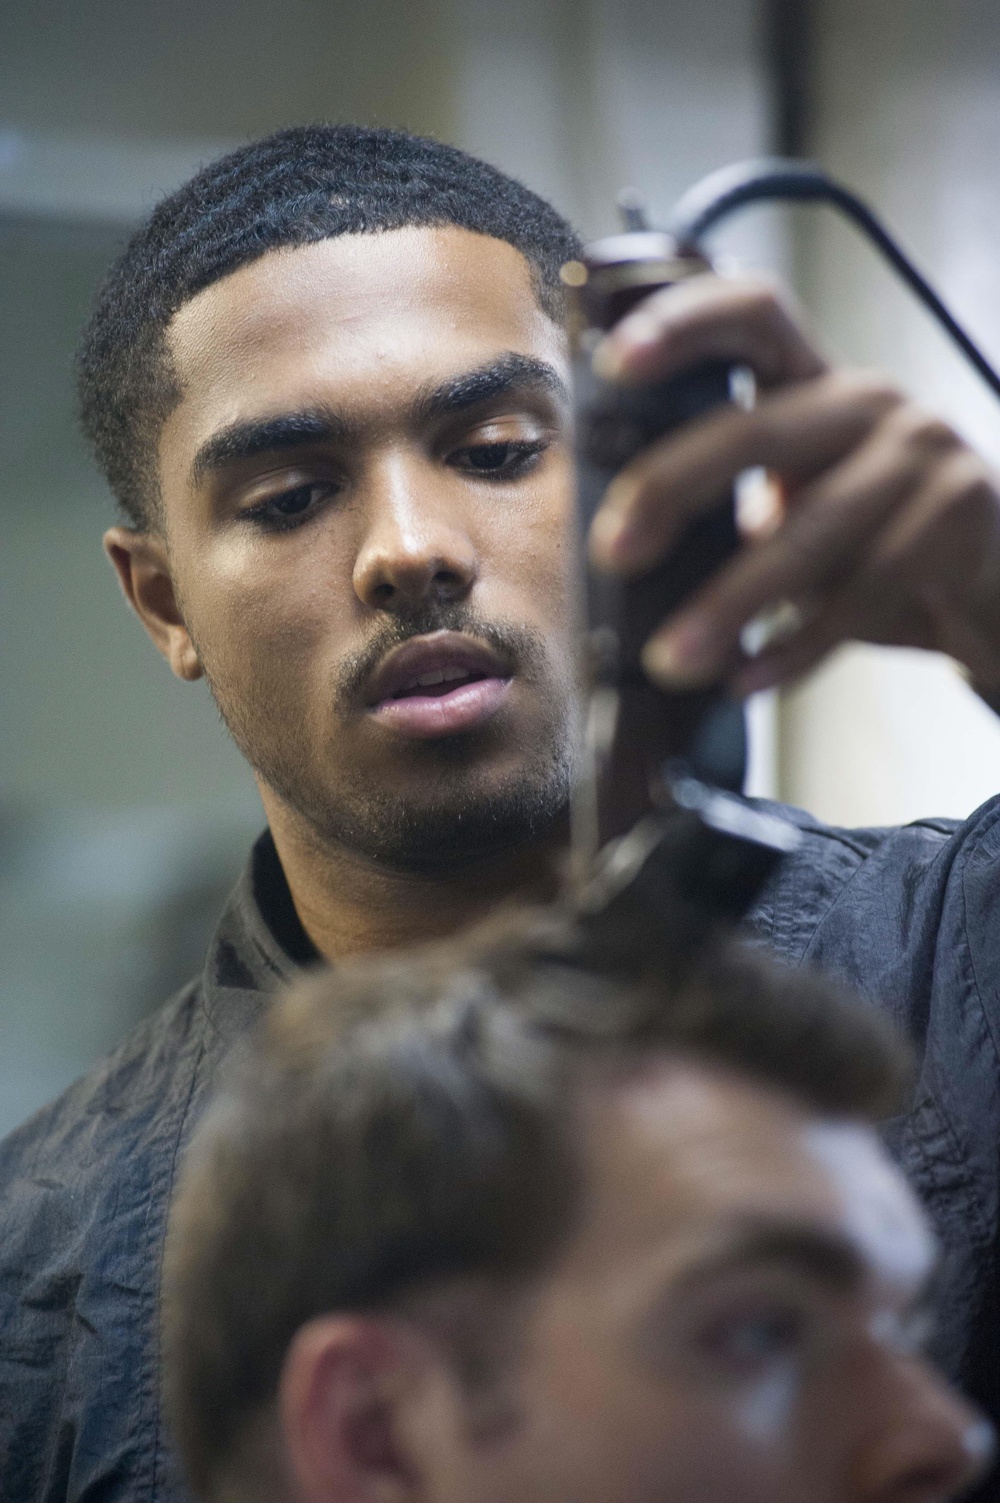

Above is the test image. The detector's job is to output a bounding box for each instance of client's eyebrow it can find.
[685,1220,870,1291]
[191,409,351,487]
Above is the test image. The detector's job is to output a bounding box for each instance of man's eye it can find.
[243,483,338,530]
[454,441,545,478]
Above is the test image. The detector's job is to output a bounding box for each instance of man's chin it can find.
[315,779,572,874]
[261,744,573,874]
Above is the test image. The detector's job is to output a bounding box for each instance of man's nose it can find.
[853,1354,993,1502]
[352,457,478,611]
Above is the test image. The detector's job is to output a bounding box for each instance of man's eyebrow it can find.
[190,409,352,487]
[188,354,568,488]
[414,353,569,422]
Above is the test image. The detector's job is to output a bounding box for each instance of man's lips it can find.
[363,631,514,740]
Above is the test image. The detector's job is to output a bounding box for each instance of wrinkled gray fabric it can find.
[1,805,999,1501]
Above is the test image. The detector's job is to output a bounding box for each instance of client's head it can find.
[163,903,990,1503]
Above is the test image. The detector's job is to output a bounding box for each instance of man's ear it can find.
[279,1315,456,1503]
[104,526,203,682]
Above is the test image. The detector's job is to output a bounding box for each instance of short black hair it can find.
[76,123,582,530]
[163,897,909,1503]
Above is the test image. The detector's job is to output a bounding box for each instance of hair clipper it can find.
[564,201,799,921]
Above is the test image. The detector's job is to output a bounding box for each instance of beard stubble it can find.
[198,602,579,874]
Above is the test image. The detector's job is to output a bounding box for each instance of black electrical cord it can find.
[668,157,1000,403]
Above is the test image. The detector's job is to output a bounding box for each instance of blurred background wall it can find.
[778,0,1000,826]
[2,0,999,1132]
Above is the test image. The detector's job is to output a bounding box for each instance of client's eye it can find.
[701,1304,806,1375]
[871,1304,936,1357]
[242,482,339,531]
[454,440,547,478]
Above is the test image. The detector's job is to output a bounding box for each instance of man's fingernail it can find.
[590,507,629,564]
[590,474,641,560]
[593,311,663,381]
[642,623,718,685]
[591,340,624,380]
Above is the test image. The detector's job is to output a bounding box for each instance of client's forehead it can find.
[564,1057,932,1293]
[577,1060,835,1244]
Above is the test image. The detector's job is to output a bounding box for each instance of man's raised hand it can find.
[588,273,1000,701]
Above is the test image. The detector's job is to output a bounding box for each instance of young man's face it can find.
[424,1061,987,1503]
[150,227,579,869]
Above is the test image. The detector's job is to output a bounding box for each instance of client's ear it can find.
[279,1315,461,1503]
[104,526,203,682]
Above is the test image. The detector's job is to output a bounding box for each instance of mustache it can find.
[334,602,552,706]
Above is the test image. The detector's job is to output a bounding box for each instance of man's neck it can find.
[259,790,565,962]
